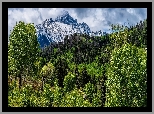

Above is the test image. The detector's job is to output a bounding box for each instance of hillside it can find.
[8,18,147,107]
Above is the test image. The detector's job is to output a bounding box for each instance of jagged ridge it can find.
[35,10,106,48]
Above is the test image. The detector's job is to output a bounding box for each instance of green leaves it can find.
[83,83,95,103]
[60,87,92,107]
[105,43,147,107]
[92,90,103,107]
[86,62,102,82]
[8,21,40,78]
[53,85,63,107]
[8,19,147,107]
[40,62,54,78]
[63,72,76,93]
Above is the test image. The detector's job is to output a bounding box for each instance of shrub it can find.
[63,72,76,93]
[60,87,92,107]
[40,62,55,88]
[83,82,95,103]
[8,84,34,107]
[40,62,54,79]
[8,87,24,107]
[53,57,69,88]
[92,90,102,107]
[52,79,64,107]
[76,64,90,89]
[43,84,54,106]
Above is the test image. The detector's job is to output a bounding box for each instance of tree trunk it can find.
[19,67,24,89]
[42,77,44,91]
[19,74,22,89]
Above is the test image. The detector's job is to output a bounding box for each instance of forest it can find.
[8,19,147,107]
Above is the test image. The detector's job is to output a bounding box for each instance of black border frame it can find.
[3,2,152,112]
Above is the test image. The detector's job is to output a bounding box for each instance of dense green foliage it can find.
[105,43,147,107]
[8,19,147,107]
[63,72,76,93]
[8,21,40,89]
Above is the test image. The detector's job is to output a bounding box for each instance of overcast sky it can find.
[8,8,147,37]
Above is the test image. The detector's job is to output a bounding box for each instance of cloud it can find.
[72,8,91,18]
[8,8,147,37]
[65,8,147,32]
[8,8,42,37]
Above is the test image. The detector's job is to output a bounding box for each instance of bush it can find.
[76,64,90,88]
[52,79,64,107]
[60,87,92,107]
[40,62,55,88]
[92,90,102,107]
[63,72,76,93]
[8,87,24,107]
[8,84,34,107]
[53,57,69,88]
[86,62,103,85]
[42,84,54,106]
[83,82,95,103]
[105,43,147,107]
[40,62,55,79]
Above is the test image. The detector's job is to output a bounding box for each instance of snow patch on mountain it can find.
[35,10,107,48]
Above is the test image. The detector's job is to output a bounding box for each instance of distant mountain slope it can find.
[35,11,105,48]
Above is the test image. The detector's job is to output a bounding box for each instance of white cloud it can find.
[8,8,42,37]
[8,8,147,38]
[126,8,135,14]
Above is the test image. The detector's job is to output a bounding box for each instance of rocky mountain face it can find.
[35,11,106,48]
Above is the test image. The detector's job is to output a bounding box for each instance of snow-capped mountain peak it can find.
[35,10,105,48]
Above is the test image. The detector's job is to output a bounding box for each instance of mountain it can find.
[55,10,77,26]
[35,11,106,48]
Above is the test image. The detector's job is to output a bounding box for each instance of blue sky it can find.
[8,8,147,37]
